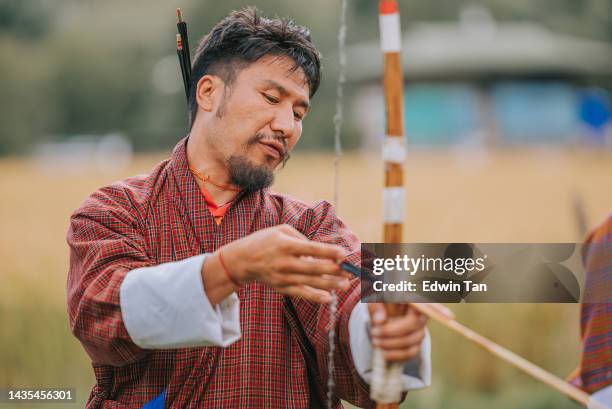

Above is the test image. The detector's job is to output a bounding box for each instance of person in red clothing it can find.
[67,7,443,408]
[569,215,611,398]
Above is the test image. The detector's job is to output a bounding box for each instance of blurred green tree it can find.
[0,0,610,155]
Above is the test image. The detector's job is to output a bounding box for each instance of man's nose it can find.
[270,105,295,138]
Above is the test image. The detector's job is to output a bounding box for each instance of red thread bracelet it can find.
[218,250,242,287]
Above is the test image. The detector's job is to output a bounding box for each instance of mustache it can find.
[247,133,290,165]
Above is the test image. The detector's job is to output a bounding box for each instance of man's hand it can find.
[367,303,452,363]
[218,224,351,303]
[367,304,426,362]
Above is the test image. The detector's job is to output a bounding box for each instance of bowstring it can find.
[327,0,348,408]
[333,0,347,211]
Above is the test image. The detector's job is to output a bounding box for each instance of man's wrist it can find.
[201,252,240,306]
[220,243,252,285]
[218,249,243,287]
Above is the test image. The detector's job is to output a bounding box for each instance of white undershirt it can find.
[119,254,431,390]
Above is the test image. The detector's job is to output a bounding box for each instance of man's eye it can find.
[263,93,279,104]
[294,111,304,121]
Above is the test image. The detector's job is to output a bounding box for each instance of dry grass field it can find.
[0,147,610,408]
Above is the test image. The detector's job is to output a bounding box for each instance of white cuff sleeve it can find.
[589,385,612,409]
[120,254,241,349]
[349,302,432,390]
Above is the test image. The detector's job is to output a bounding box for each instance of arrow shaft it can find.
[411,303,591,406]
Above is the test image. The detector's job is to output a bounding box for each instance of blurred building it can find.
[33,133,133,173]
[348,6,612,149]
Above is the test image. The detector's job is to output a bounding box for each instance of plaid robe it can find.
[67,137,376,408]
[569,215,612,394]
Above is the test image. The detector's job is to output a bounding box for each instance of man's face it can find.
[204,55,311,191]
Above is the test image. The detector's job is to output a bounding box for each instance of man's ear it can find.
[195,75,222,112]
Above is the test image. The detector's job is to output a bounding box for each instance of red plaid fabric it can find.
[569,215,612,394]
[67,137,378,408]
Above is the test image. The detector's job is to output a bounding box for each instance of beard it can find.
[227,155,273,193]
[215,93,291,193]
[227,133,291,194]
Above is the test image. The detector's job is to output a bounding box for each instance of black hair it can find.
[188,6,322,127]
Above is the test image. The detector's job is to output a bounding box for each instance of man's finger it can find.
[372,328,425,350]
[371,310,426,338]
[283,236,346,261]
[282,284,332,304]
[383,345,421,363]
[368,303,387,325]
[277,271,350,291]
[304,256,354,280]
[281,257,344,277]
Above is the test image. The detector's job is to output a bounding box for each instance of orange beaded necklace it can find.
[188,165,241,192]
[189,165,240,224]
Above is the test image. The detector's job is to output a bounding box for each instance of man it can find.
[67,8,438,408]
[570,215,611,397]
